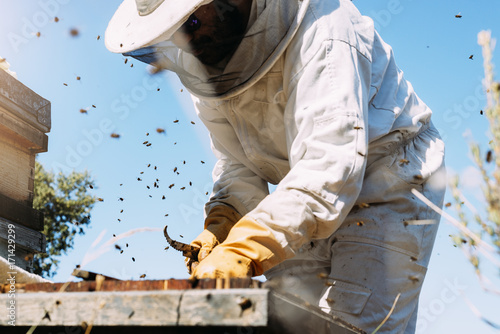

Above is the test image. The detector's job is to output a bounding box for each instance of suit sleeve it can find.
[193,99,270,217]
[246,38,372,256]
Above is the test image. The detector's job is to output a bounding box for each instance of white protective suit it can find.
[128,0,445,332]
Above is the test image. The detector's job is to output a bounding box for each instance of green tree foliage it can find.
[33,161,96,277]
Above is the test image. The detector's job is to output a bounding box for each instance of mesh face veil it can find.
[125,0,308,99]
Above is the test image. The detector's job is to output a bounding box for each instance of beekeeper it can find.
[106,0,446,332]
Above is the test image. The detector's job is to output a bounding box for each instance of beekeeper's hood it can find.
[105,0,309,99]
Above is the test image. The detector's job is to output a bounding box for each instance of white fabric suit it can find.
[130,0,446,332]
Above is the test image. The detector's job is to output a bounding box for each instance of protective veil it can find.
[125,0,309,98]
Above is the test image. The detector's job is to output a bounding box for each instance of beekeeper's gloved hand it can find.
[191,217,287,278]
[185,205,242,274]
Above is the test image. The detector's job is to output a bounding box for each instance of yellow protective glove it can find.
[192,217,287,278]
[185,205,242,274]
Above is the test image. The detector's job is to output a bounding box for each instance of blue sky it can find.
[1,1,500,333]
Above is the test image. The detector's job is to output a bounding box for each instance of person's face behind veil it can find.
[170,0,252,66]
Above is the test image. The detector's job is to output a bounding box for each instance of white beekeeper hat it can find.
[105,0,212,53]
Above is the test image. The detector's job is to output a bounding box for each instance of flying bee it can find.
[169,184,174,189]
[140,274,146,279]
[63,83,68,86]
[54,17,59,22]
[173,119,179,123]
[180,187,185,190]
[124,58,128,64]
[444,202,452,207]
[408,275,420,283]
[69,28,79,37]
[98,198,104,202]
[110,133,120,139]
[79,108,87,114]
[137,178,142,181]
[118,198,124,201]
[132,257,135,262]
[201,160,205,164]
[156,128,165,134]
[76,76,81,80]
[143,141,149,145]
[36,32,41,37]
[399,159,410,165]
[356,221,364,227]
[97,35,100,40]
[173,167,177,173]
[191,121,195,125]
[146,143,152,147]
[115,244,121,250]
[89,185,93,189]
[469,55,474,60]
[486,150,493,163]
[455,14,462,18]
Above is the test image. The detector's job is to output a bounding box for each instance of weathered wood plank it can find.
[179,289,268,327]
[0,110,48,153]
[0,289,268,327]
[0,278,260,293]
[0,69,51,132]
[0,217,46,253]
[0,192,44,230]
[0,279,365,333]
[0,240,33,272]
[0,130,33,203]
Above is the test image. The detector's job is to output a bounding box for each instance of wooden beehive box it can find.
[0,69,50,271]
[0,278,365,333]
